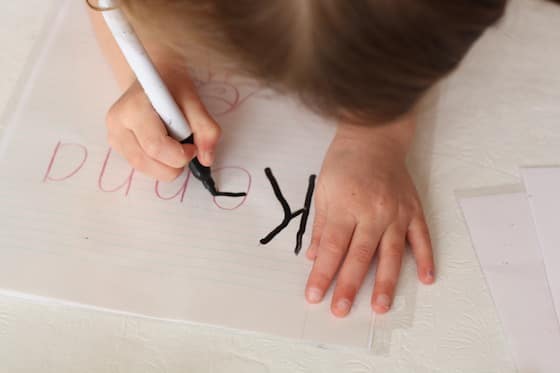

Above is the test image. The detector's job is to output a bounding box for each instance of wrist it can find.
[335,112,416,157]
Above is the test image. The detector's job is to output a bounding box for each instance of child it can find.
[88,0,509,318]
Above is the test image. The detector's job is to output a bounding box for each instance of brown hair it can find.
[119,0,509,124]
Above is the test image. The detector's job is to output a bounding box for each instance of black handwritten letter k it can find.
[260,168,316,255]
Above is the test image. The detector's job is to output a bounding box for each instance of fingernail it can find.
[306,287,323,303]
[375,294,391,310]
[427,269,435,281]
[335,299,351,315]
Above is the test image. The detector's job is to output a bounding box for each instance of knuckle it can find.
[197,122,222,147]
[377,205,397,223]
[375,194,389,208]
[127,151,145,170]
[208,122,222,139]
[350,244,374,264]
[372,194,397,214]
[105,106,120,131]
[106,89,146,131]
[321,233,347,256]
[312,270,334,288]
[310,235,321,247]
[404,199,422,217]
[125,82,147,105]
[383,242,404,257]
[142,135,165,159]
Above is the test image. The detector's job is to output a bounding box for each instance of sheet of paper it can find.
[459,192,560,372]
[522,167,560,318]
[0,0,375,349]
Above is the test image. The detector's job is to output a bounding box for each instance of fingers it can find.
[330,220,383,317]
[121,104,192,169]
[371,223,407,314]
[408,214,435,284]
[305,216,355,304]
[109,126,184,182]
[304,203,433,317]
[177,87,221,167]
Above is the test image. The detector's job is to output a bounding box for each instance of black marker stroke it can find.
[213,191,247,197]
[295,174,316,255]
[260,167,316,255]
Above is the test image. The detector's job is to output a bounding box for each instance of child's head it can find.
[119,0,507,123]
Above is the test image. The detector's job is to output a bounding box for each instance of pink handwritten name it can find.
[98,148,135,196]
[43,142,88,182]
[43,141,250,210]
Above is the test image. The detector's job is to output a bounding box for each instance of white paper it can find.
[522,167,560,320]
[460,192,560,372]
[0,0,375,349]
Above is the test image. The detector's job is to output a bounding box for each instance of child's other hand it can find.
[305,117,434,317]
[106,73,221,181]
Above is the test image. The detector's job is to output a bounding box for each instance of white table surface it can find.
[1,1,559,372]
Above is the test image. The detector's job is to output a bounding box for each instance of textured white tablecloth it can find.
[1,1,559,372]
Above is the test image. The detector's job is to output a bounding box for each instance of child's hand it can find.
[305,118,434,317]
[106,73,221,181]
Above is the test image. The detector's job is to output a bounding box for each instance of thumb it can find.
[176,84,222,167]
